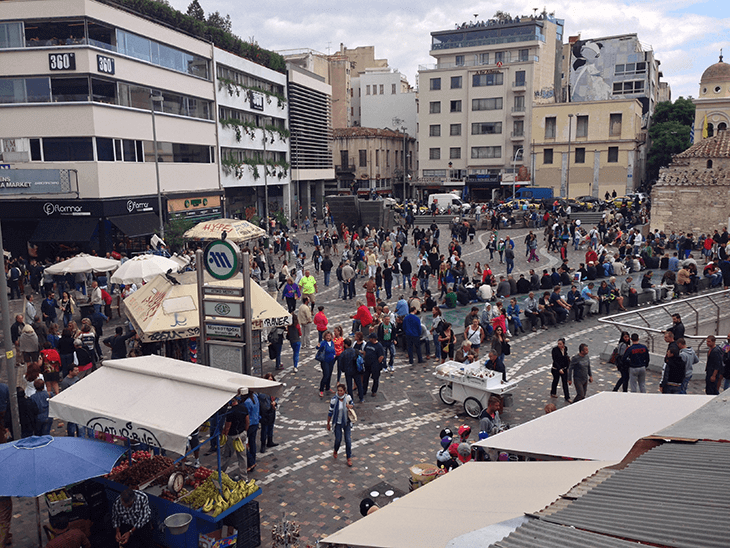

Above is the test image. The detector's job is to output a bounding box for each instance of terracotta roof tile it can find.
[675,130,730,159]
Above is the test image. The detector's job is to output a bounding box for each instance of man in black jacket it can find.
[321,256,334,287]
[103,327,137,360]
[705,335,724,395]
[623,333,650,393]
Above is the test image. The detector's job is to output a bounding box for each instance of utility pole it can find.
[566,113,574,199]
[0,222,22,441]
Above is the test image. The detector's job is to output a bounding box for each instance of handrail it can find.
[597,289,730,351]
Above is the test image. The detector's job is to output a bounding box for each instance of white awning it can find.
[474,392,713,461]
[49,356,282,455]
[320,460,614,548]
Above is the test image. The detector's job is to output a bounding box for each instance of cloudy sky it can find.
[170,0,729,100]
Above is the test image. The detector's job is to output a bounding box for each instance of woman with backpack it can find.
[612,331,631,393]
[267,326,286,370]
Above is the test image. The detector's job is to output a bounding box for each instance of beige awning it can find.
[49,356,282,455]
[320,460,615,548]
[473,392,713,461]
[183,218,266,243]
[123,273,290,343]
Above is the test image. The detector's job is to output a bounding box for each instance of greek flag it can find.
[689,121,694,144]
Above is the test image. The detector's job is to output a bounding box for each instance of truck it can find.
[513,187,554,201]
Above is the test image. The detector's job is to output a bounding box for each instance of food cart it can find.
[48,355,283,547]
[435,361,518,418]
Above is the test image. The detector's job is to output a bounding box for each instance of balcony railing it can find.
[335,164,356,174]
[510,131,525,138]
[418,55,539,71]
[431,34,545,52]
[511,106,526,113]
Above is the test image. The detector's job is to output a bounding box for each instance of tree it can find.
[186,0,205,21]
[164,217,196,253]
[493,11,511,21]
[652,97,695,127]
[647,120,692,182]
[206,11,232,33]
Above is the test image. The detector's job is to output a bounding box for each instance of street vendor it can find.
[112,488,152,547]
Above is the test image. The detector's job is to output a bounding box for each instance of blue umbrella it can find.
[0,435,127,497]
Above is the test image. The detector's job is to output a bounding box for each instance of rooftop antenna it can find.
[720,48,724,63]
[473,13,478,20]
[533,7,538,16]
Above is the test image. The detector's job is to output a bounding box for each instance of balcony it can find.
[418,55,539,71]
[512,81,527,91]
[511,106,526,116]
[510,131,525,140]
[336,164,356,176]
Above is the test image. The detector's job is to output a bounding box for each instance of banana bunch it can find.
[47,490,69,502]
[183,473,259,515]
[178,479,218,510]
[219,434,227,446]
[233,438,245,453]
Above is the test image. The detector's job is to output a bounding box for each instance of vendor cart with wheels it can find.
[435,361,518,418]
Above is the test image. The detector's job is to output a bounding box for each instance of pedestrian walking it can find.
[287,315,302,370]
[550,338,571,402]
[568,343,592,402]
[623,333,649,393]
[611,332,631,392]
[327,384,354,467]
[316,331,336,397]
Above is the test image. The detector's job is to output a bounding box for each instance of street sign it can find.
[203,239,240,280]
[205,321,244,341]
[203,299,243,319]
[203,286,244,297]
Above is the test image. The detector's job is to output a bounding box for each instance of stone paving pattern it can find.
[0,224,714,547]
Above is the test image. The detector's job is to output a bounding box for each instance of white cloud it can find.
[171,0,730,100]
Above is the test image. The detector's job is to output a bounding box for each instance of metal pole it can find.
[0,222,22,441]
[263,136,269,234]
[242,252,253,375]
[512,147,522,201]
[402,131,407,202]
[150,93,165,239]
[566,113,573,199]
[195,249,206,365]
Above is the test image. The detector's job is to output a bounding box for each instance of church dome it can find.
[701,58,730,83]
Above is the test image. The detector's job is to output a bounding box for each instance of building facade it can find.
[287,64,335,219]
[215,48,290,223]
[692,56,730,143]
[0,0,221,257]
[531,99,645,198]
[417,13,564,201]
[332,128,414,198]
[351,68,417,136]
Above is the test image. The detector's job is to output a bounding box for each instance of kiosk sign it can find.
[203,239,240,280]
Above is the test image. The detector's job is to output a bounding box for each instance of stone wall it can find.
[650,159,730,235]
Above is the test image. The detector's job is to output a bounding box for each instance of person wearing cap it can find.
[327,383,354,467]
[436,436,458,471]
[362,333,384,397]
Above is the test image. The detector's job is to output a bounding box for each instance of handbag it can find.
[315,344,325,363]
[268,344,277,360]
[347,407,358,422]
[502,341,511,356]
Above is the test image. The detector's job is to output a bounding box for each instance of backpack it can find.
[9,267,20,281]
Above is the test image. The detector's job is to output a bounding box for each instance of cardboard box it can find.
[199,526,238,548]
[45,491,72,516]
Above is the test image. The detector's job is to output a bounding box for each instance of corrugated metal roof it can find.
[650,393,730,442]
[490,519,642,548]
[539,441,730,548]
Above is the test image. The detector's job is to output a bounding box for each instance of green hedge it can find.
[98,0,287,73]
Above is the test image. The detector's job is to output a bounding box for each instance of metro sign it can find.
[203,239,240,280]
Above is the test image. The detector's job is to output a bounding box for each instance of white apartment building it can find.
[0,0,219,257]
[417,14,564,201]
[215,48,290,222]
[351,68,417,136]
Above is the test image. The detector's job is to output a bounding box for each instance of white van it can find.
[429,193,465,212]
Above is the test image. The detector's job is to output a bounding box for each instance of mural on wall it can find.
[569,36,652,127]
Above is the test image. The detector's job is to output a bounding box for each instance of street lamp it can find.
[448,161,453,184]
[566,113,573,199]
[511,147,523,201]
[150,91,165,238]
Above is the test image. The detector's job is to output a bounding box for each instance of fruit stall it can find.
[49,355,283,547]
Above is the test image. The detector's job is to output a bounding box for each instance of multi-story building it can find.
[287,64,335,218]
[531,99,646,198]
[0,0,220,257]
[417,13,564,201]
[332,128,414,198]
[214,48,290,222]
[351,68,417,136]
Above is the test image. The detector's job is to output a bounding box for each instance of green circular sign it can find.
[203,239,240,280]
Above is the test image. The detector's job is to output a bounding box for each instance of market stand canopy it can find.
[474,392,713,461]
[110,254,181,285]
[123,272,291,343]
[44,253,120,274]
[49,356,283,456]
[183,218,266,243]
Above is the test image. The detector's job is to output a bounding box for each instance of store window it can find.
[42,137,93,161]
[575,147,586,163]
[607,146,619,163]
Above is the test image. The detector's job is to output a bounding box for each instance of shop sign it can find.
[203,286,243,297]
[0,169,66,195]
[42,201,91,216]
[168,195,221,219]
[126,200,153,213]
[203,239,240,280]
[48,52,76,71]
[249,91,264,111]
[97,54,115,75]
[203,299,243,318]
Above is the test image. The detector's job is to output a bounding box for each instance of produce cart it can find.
[49,355,282,547]
[435,361,519,418]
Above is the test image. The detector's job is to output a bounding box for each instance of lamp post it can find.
[150,92,165,238]
[263,134,269,233]
[511,147,523,201]
[566,113,573,199]
[448,161,453,184]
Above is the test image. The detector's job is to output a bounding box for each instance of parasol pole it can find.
[196,249,206,366]
[35,496,43,547]
[242,252,253,375]
[0,220,22,441]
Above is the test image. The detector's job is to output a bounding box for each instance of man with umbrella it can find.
[112,488,152,547]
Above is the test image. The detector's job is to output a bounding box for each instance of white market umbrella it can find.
[110,254,181,285]
[44,253,120,275]
[183,218,266,244]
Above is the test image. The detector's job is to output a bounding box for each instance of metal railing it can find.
[598,289,730,352]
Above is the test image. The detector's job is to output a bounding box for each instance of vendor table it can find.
[435,360,518,418]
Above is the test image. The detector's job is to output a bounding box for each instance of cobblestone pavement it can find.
[0,225,712,547]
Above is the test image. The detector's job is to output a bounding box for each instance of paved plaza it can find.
[0,224,713,547]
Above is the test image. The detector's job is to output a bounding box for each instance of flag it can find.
[702,115,708,139]
[689,120,695,144]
